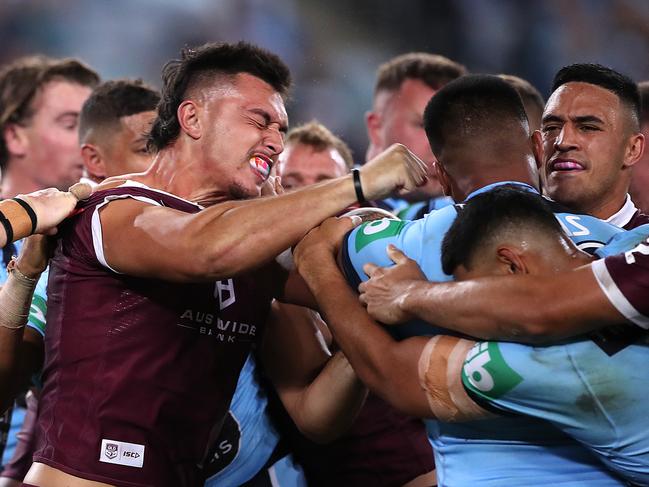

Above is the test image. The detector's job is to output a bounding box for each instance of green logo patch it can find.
[29,294,47,335]
[355,220,406,252]
[462,342,523,399]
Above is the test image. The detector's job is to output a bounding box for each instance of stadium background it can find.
[2,0,648,162]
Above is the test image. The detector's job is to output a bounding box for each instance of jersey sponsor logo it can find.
[355,220,406,252]
[99,438,145,468]
[29,294,46,333]
[624,237,649,264]
[216,279,236,310]
[462,342,523,398]
[179,310,257,342]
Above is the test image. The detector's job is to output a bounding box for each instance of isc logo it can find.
[124,451,141,458]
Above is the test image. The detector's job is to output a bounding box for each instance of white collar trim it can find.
[606,194,637,227]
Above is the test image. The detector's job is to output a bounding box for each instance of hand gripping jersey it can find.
[340,182,627,486]
[33,182,274,487]
[460,225,649,485]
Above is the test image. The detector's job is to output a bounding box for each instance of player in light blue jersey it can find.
[294,75,637,485]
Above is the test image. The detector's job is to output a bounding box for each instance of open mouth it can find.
[550,159,586,173]
[249,155,272,182]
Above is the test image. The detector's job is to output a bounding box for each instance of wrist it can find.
[13,255,43,280]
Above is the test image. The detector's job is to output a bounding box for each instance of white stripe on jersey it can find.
[591,259,649,329]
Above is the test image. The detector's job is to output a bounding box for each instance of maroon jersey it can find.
[33,183,274,487]
[592,235,649,329]
[285,393,434,487]
[623,209,649,230]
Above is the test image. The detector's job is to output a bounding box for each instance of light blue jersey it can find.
[204,353,281,486]
[462,335,649,485]
[340,182,627,486]
[395,196,454,220]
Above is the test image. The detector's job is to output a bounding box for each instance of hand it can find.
[14,234,55,278]
[261,175,284,197]
[358,245,427,324]
[294,216,361,277]
[359,144,428,201]
[16,182,92,235]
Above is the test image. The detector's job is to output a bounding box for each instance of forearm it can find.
[178,176,359,278]
[291,351,367,443]
[402,266,621,343]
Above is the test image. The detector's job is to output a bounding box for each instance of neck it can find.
[1,162,44,198]
[451,155,539,201]
[580,192,628,220]
[135,141,231,206]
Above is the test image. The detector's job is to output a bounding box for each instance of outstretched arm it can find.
[359,246,624,343]
[100,144,427,282]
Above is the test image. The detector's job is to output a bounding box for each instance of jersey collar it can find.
[464,181,538,202]
[606,194,638,228]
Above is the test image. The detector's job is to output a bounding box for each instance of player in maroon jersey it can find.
[23,42,426,487]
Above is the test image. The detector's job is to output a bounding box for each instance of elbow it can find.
[298,422,347,444]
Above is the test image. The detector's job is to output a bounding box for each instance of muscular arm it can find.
[293,218,492,420]
[261,302,366,443]
[359,246,623,344]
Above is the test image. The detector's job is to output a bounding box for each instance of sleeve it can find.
[26,268,48,337]
[460,341,588,423]
[339,218,425,288]
[591,235,649,329]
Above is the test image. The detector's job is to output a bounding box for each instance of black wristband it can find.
[12,198,37,234]
[0,210,14,244]
[352,168,367,204]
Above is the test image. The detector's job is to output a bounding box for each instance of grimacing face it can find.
[277,142,348,190]
[196,73,288,200]
[536,82,638,216]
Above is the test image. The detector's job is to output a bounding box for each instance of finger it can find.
[68,182,92,201]
[358,292,368,306]
[387,244,409,264]
[363,262,379,277]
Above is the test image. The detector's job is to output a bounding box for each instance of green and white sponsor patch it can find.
[355,220,406,252]
[29,293,47,335]
[462,342,523,399]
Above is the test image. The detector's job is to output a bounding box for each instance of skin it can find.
[81,110,157,182]
[367,78,443,201]
[534,82,644,219]
[277,143,349,190]
[2,81,92,196]
[629,121,649,213]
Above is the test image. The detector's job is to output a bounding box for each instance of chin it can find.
[227,182,258,201]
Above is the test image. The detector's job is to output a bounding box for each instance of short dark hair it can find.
[424,74,528,157]
[0,55,99,170]
[552,63,640,129]
[79,79,160,144]
[638,80,649,124]
[441,187,563,275]
[374,52,467,95]
[148,41,291,152]
[285,120,354,170]
[499,74,544,121]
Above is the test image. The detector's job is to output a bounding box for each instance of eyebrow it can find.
[541,114,605,125]
[55,111,79,121]
[249,108,288,134]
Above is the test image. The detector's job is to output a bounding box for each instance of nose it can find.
[553,124,578,153]
[265,127,284,156]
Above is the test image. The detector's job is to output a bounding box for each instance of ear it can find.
[531,129,544,170]
[622,132,644,169]
[177,100,201,140]
[366,111,383,148]
[3,124,28,158]
[496,246,529,275]
[81,144,107,179]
